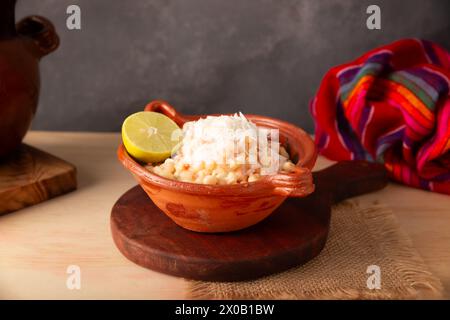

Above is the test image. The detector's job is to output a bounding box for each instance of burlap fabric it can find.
[189,201,443,299]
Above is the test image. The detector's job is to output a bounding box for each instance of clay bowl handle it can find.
[268,166,314,197]
[16,16,59,58]
[144,100,196,126]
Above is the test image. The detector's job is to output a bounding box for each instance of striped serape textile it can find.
[311,39,450,194]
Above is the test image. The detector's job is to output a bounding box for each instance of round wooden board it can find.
[111,186,330,281]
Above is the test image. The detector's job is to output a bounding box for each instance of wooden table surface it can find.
[1,131,449,299]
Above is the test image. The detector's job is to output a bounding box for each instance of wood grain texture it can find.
[1,132,449,299]
[111,161,388,281]
[0,144,77,215]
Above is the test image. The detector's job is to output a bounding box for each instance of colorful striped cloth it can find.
[311,39,450,195]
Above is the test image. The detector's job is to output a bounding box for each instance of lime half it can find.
[122,111,181,163]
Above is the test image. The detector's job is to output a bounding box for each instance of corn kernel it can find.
[163,158,175,171]
[212,167,226,179]
[160,170,174,179]
[203,175,218,185]
[248,174,260,182]
[175,161,185,172]
[152,166,163,175]
[178,170,194,182]
[225,172,237,184]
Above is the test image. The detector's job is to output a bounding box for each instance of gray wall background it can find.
[17,0,450,133]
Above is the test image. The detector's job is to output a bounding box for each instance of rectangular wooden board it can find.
[0,144,77,215]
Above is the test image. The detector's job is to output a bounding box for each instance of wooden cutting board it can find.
[111,161,387,281]
[0,144,77,215]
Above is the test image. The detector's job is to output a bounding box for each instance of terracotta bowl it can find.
[118,101,317,233]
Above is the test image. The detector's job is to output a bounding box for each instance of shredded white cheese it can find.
[148,113,296,184]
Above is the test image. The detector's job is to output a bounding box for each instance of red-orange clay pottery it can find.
[118,100,317,232]
[0,0,59,158]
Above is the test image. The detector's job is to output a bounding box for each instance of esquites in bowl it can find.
[118,101,317,232]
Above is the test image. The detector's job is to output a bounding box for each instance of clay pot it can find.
[0,0,59,158]
[118,101,317,233]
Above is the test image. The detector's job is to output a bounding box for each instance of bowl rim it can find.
[118,103,317,196]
